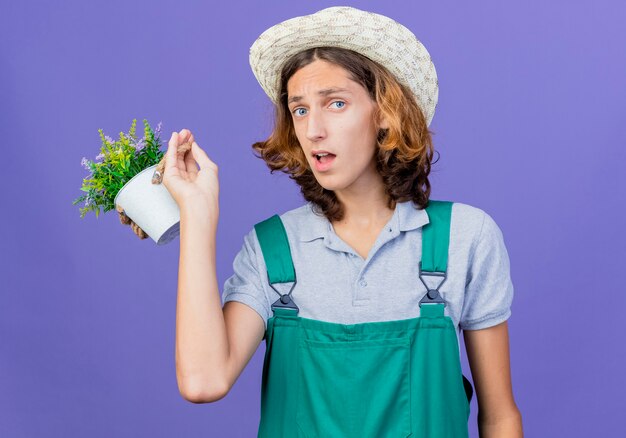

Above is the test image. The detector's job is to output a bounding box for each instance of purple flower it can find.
[81,157,91,170]
[95,152,105,161]
[154,121,162,139]
[105,135,115,145]
[132,138,146,151]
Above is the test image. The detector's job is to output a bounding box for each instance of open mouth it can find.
[314,153,336,163]
[312,152,336,171]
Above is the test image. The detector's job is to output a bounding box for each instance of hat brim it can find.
[249,6,438,126]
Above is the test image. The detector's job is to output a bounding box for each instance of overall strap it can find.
[419,200,453,309]
[418,200,473,404]
[254,215,299,313]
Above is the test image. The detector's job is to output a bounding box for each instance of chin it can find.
[315,177,347,193]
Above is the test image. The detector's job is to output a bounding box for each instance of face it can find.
[286,59,388,195]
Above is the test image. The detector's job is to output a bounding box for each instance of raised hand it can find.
[162,129,220,219]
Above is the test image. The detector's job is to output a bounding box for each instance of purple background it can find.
[2,0,624,436]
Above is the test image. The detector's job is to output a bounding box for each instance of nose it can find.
[305,107,326,142]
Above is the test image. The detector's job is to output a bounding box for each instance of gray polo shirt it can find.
[222,200,514,350]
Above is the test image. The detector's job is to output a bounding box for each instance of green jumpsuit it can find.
[253,200,473,437]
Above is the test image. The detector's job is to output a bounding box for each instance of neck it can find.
[333,183,394,229]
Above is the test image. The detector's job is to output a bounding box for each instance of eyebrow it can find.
[287,87,352,105]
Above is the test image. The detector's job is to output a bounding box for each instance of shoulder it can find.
[267,202,323,238]
[249,202,319,247]
[449,201,505,251]
[278,201,315,223]
[447,201,484,239]
[456,203,514,329]
[450,201,485,228]
[252,202,312,227]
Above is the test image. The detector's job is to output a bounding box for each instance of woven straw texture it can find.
[249,6,439,126]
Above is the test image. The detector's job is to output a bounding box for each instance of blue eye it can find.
[292,101,344,117]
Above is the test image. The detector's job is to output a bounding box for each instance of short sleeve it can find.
[222,228,271,330]
[459,210,514,330]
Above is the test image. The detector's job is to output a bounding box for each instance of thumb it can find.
[165,131,179,172]
[191,141,215,169]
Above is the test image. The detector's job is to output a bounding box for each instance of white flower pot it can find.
[114,164,180,245]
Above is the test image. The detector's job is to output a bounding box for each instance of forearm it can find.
[175,203,227,402]
[478,408,523,438]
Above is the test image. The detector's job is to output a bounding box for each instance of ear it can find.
[379,116,389,130]
[375,106,390,130]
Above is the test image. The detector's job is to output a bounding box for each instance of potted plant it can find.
[72,118,186,245]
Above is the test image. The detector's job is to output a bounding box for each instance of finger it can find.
[175,130,188,177]
[178,128,191,144]
[184,142,198,177]
[176,128,195,151]
[191,141,216,170]
[166,132,179,173]
[180,129,197,176]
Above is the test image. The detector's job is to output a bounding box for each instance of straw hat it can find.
[249,6,439,126]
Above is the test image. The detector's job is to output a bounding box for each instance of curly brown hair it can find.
[251,46,437,222]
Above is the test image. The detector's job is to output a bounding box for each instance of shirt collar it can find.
[298,200,430,242]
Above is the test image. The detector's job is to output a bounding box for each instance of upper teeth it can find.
[316,153,329,157]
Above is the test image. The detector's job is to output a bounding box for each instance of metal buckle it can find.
[268,270,299,312]
[418,260,447,307]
